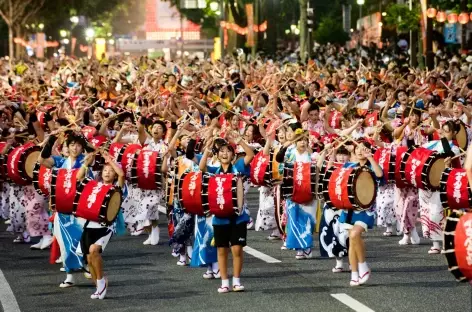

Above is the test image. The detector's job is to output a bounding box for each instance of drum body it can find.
[456,121,468,151]
[7,143,41,186]
[400,147,445,190]
[282,162,317,204]
[50,168,79,214]
[394,146,408,188]
[32,162,52,197]
[109,142,125,161]
[81,126,97,140]
[250,150,272,186]
[440,168,472,211]
[373,147,394,182]
[274,184,285,235]
[202,173,244,218]
[178,171,206,216]
[323,165,377,210]
[73,179,122,224]
[130,150,163,190]
[118,144,142,180]
[443,212,472,282]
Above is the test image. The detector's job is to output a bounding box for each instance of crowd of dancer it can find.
[2,45,472,299]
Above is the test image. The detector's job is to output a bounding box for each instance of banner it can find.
[444,23,458,44]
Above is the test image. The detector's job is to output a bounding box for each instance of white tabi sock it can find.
[386,225,393,233]
[335,258,344,269]
[212,262,219,274]
[351,271,359,281]
[179,254,186,262]
[65,274,74,283]
[97,278,105,289]
[232,277,241,286]
[432,241,441,250]
[221,279,229,288]
[358,262,369,275]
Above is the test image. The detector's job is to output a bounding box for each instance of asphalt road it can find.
[0,191,471,312]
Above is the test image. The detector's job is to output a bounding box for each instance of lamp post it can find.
[357,0,365,48]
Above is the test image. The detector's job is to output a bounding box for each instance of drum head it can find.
[355,171,375,207]
[25,151,40,179]
[106,191,122,223]
[428,158,445,189]
[456,123,468,150]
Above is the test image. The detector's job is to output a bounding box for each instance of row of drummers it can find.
[248,143,471,212]
[1,136,471,222]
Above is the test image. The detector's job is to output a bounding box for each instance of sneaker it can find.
[30,239,43,250]
[203,271,215,279]
[247,218,254,230]
[218,286,230,293]
[232,284,245,292]
[359,270,371,285]
[40,235,53,249]
[350,279,360,287]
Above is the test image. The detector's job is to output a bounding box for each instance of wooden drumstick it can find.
[450,152,466,161]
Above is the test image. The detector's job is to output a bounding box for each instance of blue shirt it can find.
[52,154,85,169]
[209,158,251,225]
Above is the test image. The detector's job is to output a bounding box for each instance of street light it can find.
[38,23,44,30]
[85,28,95,38]
[70,16,79,24]
[209,1,219,11]
[108,39,115,45]
[290,24,297,32]
[357,0,365,48]
[59,29,67,38]
[63,38,70,44]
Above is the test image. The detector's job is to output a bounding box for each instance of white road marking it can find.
[0,269,21,312]
[331,293,375,312]
[243,246,281,263]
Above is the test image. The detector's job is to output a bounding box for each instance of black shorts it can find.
[213,222,248,248]
[80,227,112,260]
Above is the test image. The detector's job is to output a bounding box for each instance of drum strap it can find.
[440,138,454,157]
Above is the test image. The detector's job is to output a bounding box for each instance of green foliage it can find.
[384,3,420,33]
[313,16,349,45]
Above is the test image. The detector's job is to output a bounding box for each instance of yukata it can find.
[122,138,167,232]
[51,154,88,273]
[418,140,460,241]
[282,147,317,250]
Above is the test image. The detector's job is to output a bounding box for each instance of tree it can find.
[0,0,45,59]
[313,16,349,45]
[384,3,420,34]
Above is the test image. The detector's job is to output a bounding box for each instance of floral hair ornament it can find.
[294,128,304,135]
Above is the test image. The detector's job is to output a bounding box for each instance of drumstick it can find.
[450,152,466,160]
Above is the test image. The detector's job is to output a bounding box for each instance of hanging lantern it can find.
[447,13,458,24]
[436,11,447,23]
[470,12,472,21]
[459,13,470,24]
[426,8,437,19]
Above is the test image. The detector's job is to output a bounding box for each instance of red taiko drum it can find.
[440,168,472,211]
[250,150,272,186]
[394,146,408,188]
[400,147,445,190]
[109,142,125,161]
[323,165,377,210]
[282,162,317,204]
[118,144,142,179]
[89,135,109,171]
[202,173,244,218]
[178,171,206,216]
[7,143,41,186]
[130,150,163,190]
[50,168,79,214]
[373,147,394,182]
[443,212,472,282]
[73,178,122,224]
[32,162,52,197]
